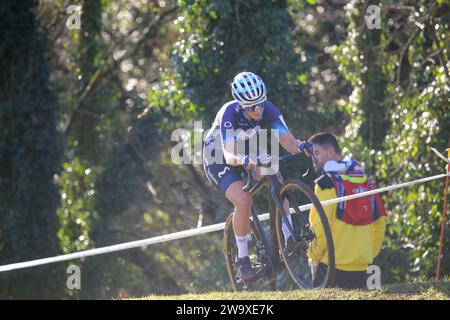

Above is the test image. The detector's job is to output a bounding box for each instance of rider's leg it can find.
[204,161,257,282]
[225,180,252,258]
[254,168,293,239]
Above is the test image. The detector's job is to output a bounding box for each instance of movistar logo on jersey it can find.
[217,167,230,178]
[223,121,233,128]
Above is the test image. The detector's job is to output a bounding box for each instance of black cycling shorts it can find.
[203,160,244,194]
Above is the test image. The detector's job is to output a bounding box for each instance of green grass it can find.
[136,280,450,300]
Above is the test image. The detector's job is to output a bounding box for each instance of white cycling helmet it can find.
[231,72,267,105]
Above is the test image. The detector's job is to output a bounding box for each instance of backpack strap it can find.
[367,178,382,220]
[326,173,346,220]
[314,174,334,190]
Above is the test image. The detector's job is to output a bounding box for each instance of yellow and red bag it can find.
[326,171,386,226]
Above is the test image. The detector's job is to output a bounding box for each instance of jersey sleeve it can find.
[219,105,238,144]
[264,101,290,137]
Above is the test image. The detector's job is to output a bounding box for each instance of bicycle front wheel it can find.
[275,180,335,289]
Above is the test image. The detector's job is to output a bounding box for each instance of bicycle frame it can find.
[247,174,285,271]
[243,154,313,268]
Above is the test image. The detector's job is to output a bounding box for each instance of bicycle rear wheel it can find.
[275,180,335,289]
[223,212,277,291]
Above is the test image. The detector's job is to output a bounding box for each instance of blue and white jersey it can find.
[204,100,290,152]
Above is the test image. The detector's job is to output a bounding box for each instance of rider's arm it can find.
[222,141,256,168]
[267,106,305,154]
[219,105,246,166]
[222,141,244,166]
[279,132,303,154]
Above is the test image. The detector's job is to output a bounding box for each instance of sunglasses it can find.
[242,102,265,112]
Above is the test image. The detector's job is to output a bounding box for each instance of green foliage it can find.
[160,0,308,124]
[57,157,97,254]
[332,0,450,282]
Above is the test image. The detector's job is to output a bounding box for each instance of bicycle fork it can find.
[269,177,312,242]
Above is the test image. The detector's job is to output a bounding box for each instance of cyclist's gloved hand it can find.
[241,154,272,169]
[298,141,314,155]
[241,155,251,169]
[241,155,257,169]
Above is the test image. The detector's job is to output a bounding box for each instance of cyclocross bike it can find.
[223,153,335,291]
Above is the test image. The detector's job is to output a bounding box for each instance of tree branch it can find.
[64,67,102,134]
[64,5,178,135]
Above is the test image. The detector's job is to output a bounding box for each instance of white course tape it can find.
[0,173,448,273]
[293,173,450,212]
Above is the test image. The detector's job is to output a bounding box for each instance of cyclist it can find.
[203,71,312,282]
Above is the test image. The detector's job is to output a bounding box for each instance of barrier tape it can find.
[0,172,448,273]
